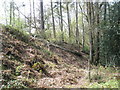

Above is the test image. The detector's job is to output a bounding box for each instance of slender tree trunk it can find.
[56,2,60,29]
[33,0,37,31]
[51,0,56,38]
[95,2,100,65]
[12,1,15,26]
[24,5,26,26]
[66,2,71,41]
[91,2,95,64]
[79,4,85,51]
[60,0,64,42]
[4,1,8,25]
[75,1,79,44]
[87,2,94,82]
[40,0,45,37]
[29,0,32,33]
[10,2,12,25]
[104,3,108,65]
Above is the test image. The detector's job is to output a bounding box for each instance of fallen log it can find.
[35,38,82,57]
[49,43,82,57]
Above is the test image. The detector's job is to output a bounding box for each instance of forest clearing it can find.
[0,0,120,89]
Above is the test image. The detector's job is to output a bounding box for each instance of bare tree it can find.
[51,0,56,38]
[29,0,32,33]
[79,3,85,51]
[4,1,8,25]
[40,0,45,37]
[33,0,37,31]
[10,1,12,25]
[75,1,79,44]
[60,0,64,42]
[66,2,71,41]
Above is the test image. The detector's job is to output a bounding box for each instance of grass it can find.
[4,25,30,43]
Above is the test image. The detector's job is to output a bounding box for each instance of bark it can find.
[33,0,37,31]
[66,2,71,40]
[4,1,8,25]
[40,0,45,33]
[79,4,85,51]
[10,2,12,25]
[29,0,32,33]
[75,1,79,44]
[56,2,61,29]
[95,2,100,65]
[87,2,94,82]
[12,1,15,26]
[60,1,64,42]
[51,0,56,38]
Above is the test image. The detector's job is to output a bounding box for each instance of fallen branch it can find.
[35,38,82,57]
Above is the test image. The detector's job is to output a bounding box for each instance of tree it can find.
[66,2,71,41]
[60,0,64,42]
[33,0,37,31]
[40,0,45,37]
[29,0,32,33]
[100,2,120,66]
[94,2,100,65]
[75,1,79,44]
[10,1,13,25]
[79,3,85,51]
[51,0,56,38]
[4,1,8,25]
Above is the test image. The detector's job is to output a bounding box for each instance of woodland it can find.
[0,0,120,88]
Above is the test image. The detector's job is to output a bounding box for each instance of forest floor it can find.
[0,25,119,88]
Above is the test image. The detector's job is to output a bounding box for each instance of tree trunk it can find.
[10,2,12,25]
[4,1,8,25]
[51,0,56,38]
[79,4,85,51]
[40,0,45,37]
[75,1,79,44]
[29,0,32,33]
[87,2,94,82]
[33,0,37,31]
[66,2,71,41]
[95,2,100,65]
[60,0,64,42]
[12,1,15,26]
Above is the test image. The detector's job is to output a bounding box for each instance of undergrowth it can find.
[3,25,30,43]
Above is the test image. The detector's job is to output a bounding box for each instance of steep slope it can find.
[1,26,90,88]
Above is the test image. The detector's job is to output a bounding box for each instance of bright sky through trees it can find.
[0,0,119,24]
